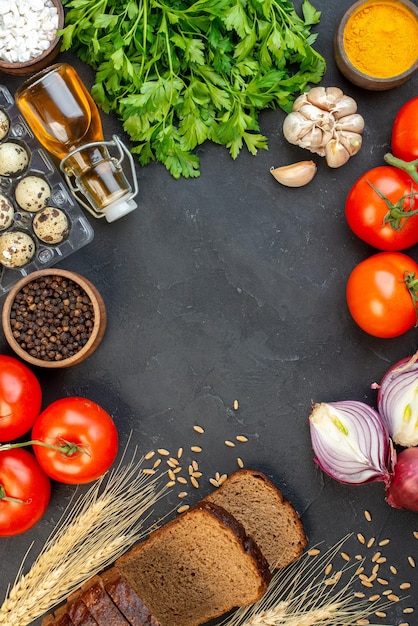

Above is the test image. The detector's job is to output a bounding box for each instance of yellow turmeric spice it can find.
[343,0,418,78]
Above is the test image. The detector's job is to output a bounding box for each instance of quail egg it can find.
[0,142,29,177]
[15,175,51,212]
[0,110,9,140]
[0,194,14,231]
[33,207,69,244]
[0,231,35,268]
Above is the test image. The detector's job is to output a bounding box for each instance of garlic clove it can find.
[325,139,350,168]
[335,113,365,134]
[332,95,358,119]
[306,86,344,111]
[270,160,317,187]
[292,93,310,111]
[298,127,326,152]
[295,102,327,122]
[338,130,363,156]
[282,112,315,144]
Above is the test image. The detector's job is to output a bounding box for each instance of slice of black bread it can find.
[80,575,130,625]
[101,568,160,626]
[204,469,307,568]
[67,596,99,625]
[115,500,271,626]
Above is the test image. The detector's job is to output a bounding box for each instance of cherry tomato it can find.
[32,397,118,484]
[345,166,418,251]
[0,448,50,536]
[391,97,418,162]
[0,355,42,442]
[346,252,418,338]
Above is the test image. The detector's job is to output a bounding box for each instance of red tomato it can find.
[391,97,418,162]
[0,355,42,442]
[32,397,118,484]
[0,448,50,536]
[345,166,418,251]
[346,252,418,338]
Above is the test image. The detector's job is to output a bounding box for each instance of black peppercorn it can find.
[8,275,95,362]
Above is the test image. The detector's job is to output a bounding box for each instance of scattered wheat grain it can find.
[177,476,188,484]
[157,448,170,456]
[168,470,175,481]
[324,564,332,575]
[177,447,183,458]
[142,468,156,475]
[178,491,188,498]
[192,460,199,471]
[153,458,162,468]
[177,505,189,514]
[403,608,414,614]
[225,440,235,447]
[191,446,202,453]
[307,548,320,557]
[357,533,365,544]
[388,594,400,602]
[233,400,239,410]
[193,425,204,433]
[354,592,365,598]
[377,578,388,585]
[367,537,375,548]
[399,582,411,589]
[408,556,416,567]
[236,435,248,443]
[166,480,176,488]
[340,552,350,561]
[372,552,381,562]
[378,539,390,546]
[145,450,155,460]
[390,565,397,575]
[209,478,219,487]
[368,594,380,602]
[190,476,199,488]
[167,459,178,468]
[237,457,244,468]
[374,611,386,618]
[364,510,372,522]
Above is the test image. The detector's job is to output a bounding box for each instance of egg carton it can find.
[0,84,94,295]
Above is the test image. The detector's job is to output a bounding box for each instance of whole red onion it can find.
[386,447,418,511]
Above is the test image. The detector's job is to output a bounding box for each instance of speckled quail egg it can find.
[0,110,10,140]
[0,142,29,177]
[33,207,69,245]
[0,231,35,268]
[0,194,14,231]
[15,175,51,212]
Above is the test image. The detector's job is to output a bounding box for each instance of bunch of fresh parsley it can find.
[61,0,326,178]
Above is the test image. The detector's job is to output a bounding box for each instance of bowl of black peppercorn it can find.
[1,269,106,368]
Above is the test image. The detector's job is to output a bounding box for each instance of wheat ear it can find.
[0,446,171,626]
[221,536,396,626]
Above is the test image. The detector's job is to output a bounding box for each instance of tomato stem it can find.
[0,439,89,457]
[0,484,29,505]
[404,272,418,321]
[384,153,418,185]
[367,180,418,231]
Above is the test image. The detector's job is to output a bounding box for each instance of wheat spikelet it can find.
[221,536,395,626]
[0,446,172,626]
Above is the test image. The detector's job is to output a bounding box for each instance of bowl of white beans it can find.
[0,0,64,76]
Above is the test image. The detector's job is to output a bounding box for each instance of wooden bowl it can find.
[2,269,106,368]
[0,0,64,77]
[334,0,418,90]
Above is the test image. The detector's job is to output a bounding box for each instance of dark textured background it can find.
[0,0,418,623]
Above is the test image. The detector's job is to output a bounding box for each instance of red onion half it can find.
[309,401,394,485]
[386,447,418,511]
[376,353,418,447]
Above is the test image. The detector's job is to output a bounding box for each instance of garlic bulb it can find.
[283,87,364,168]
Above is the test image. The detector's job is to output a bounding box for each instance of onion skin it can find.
[309,401,393,485]
[376,353,418,447]
[386,447,418,511]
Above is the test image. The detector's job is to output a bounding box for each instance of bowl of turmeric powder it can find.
[334,0,418,90]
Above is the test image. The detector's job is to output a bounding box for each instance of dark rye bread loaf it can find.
[115,500,271,626]
[204,469,307,568]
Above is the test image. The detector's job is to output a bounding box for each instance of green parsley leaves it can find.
[61,0,326,178]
